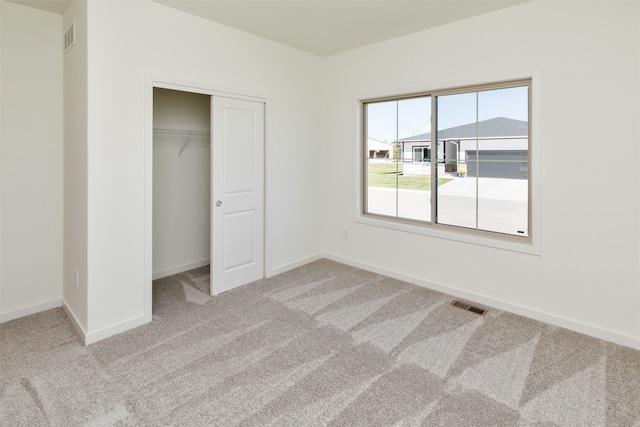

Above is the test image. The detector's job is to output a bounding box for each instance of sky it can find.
[366,85,528,143]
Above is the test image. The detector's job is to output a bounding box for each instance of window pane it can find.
[365,97,431,221]
[365,101,398,217]
[367,158,400,217]
[475,86,529,236]
[436,92,477,228]
[397,97,431,221]
[477,162,528,236]
[478,86,528,122]
[436,175,477,230]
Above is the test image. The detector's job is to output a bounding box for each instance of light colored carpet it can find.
[1,259,639,426]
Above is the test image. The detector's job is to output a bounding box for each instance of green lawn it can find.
[367,162,451,191]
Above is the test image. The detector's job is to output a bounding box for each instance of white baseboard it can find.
[152,258,210,280]
[0,298,62,323]
[84,314,148,346]
[267,253,323,278]
[62,300,148,346]
[48,252,639,350]
[323,252,640,350]
[62,300,87,343]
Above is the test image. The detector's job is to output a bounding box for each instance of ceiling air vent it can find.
[451,300,487,316]
[64,22,76,53]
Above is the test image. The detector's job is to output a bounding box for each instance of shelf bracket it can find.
[178,132,193,158]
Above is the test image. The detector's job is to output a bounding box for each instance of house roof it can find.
[399,117,527,142]
[367,138,393,151]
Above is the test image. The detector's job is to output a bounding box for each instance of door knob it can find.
[216,200,222,207]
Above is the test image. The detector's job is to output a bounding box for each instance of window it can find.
[363,79,531,240]
[413,146,430,163]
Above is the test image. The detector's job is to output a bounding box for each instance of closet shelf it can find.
[153,128,211,157]
[153,128,210,137]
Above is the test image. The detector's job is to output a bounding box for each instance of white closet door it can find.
[211,96,264,295]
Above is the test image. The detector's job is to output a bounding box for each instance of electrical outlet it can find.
[74,270,79,289]
[342,228,349,239]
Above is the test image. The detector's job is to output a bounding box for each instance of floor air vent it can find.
[451,300,487,316]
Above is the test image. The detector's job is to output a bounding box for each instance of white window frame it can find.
[354,76,541,255]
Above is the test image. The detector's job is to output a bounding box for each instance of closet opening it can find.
[145,78,266,322]
[152,88,212,301]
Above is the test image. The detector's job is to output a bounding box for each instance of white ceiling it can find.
[7,0,71,14]
[7,0,530,57]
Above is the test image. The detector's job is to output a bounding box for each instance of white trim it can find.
[263,97,272,281]
[144,76,154,324]
[267,253,323,278]
[145,74,270,326]
[148,75,268,103]
[152,258,210,280]
[84,314,147,346]
[0,298,62,323]
[62,300,87,344]
[323,253,640,350]
[353,215,539,255]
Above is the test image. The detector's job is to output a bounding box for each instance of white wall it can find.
[79,0,322,340]
[62,0,88,332]
[0,1,63,322]
[321,1,640,348]
[153,88,211,278]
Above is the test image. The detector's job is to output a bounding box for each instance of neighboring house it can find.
[367,137,394,159]
[398,117,528,178]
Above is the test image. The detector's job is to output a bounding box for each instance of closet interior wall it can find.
[153,88,211,279]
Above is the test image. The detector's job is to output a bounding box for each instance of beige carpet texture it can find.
[1,259,639,426]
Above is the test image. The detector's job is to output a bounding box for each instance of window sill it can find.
[354,213,541,256]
